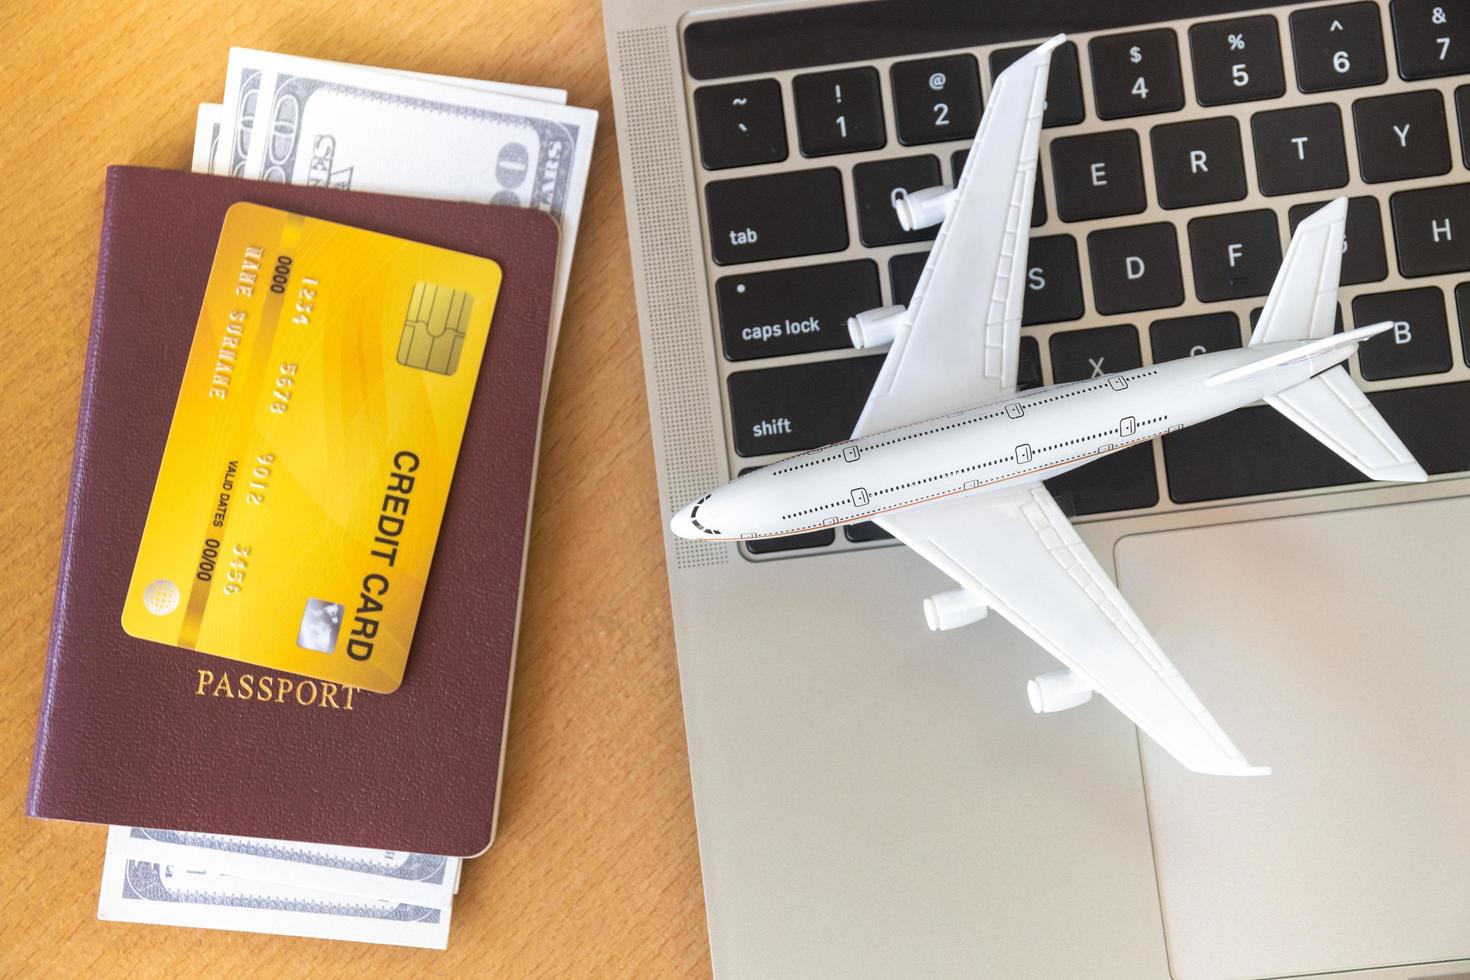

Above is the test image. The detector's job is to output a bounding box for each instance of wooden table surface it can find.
[0,1,709,975]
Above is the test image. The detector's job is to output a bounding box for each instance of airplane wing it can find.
[849,38,1058,438]
[876,483,1270,776]
[1248,195,1346,345]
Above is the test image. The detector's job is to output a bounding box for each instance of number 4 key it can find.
[1088,29,1185,120]
[1391,0,1470,79]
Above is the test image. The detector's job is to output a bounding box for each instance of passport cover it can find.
[27,166,560,856]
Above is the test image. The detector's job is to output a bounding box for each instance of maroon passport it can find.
[27,166,559,856]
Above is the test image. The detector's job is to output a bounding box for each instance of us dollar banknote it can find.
[192,104,221,175]
[229,49,594,352]
[108,826,459,908]
[214,50,267,177]
[98,847,451,949]
[205,51,568,179]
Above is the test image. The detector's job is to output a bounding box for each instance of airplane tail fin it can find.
[1266,366,1428,483]
[1216,197,1427,483]
[1249,197,1347,347]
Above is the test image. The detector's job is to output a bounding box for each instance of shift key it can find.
[717,260,880,360]
[705,168,848,264]
[728,355,884,456]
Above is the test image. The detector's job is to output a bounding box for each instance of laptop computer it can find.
[602,0,1470,976]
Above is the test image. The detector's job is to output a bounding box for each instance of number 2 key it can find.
[890,54,981,146]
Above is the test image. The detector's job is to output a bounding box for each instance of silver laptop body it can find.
[603,1,1470,975]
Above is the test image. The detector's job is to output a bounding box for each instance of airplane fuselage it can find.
[676,341,1354,541]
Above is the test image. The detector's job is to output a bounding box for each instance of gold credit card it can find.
[122,203,502,693]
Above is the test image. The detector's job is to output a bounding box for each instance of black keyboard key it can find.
[727,355,884,456]
[1022,235,1084,325]
[1047,444,1159,516]
[1018,335,1043,391]
[844,522,892,543]
[1391,0,1470,79]
[892,238,1080,325]
[1050,131,1146,221]
[1150,312,1243,363]
[1188,210,1283,302]
[854,156,943,247]
[1189,15,1288,106]
[706,169,847,265]
[889,250,928,307]
[716,261,880,361]
[1089,29,1185,120]
[1087,223,1183,315]
[1369,382,1470,473]
[1150,117,1248,209]
[1457,86,1470,167]
[1250,304,1344,334]
[1352,90,1453,183]
[1289,196,1389,285]
[793,67,886,157]
[953,149,1045,226]
[693,79,788,170]
[1460,283,1470,367]
[1251,104,1349,195]
[1352,286,1453,379]
[745,528,836,554]
[891,55,982,146]
[1289,2,1389,92]
[1049,324,1142,383]
[1169,382,1470,501]
[1165,405,1366,502]
[1390,184,1470,276]
[989,40,1084,127]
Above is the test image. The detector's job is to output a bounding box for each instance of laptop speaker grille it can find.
[616,25,727,569]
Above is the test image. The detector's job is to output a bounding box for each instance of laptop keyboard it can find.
[682,0,1470,557]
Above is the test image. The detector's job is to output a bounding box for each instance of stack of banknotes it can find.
[98,48,597,949]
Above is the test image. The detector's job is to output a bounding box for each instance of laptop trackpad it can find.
[1114,496,1470,980]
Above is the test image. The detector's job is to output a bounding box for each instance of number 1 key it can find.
[794,67,886,156]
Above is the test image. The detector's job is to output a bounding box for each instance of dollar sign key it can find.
[1129,45,1142,63]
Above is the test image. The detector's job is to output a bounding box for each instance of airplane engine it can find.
[894,185,959,231]
[847,304,908,349]
[923,589,988,631]
[1027,669,1093,714]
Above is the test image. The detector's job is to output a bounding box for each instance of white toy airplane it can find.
[671,35,1428,776]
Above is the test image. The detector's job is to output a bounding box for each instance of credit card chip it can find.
[398,282,472,375]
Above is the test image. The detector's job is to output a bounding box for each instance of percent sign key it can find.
[1190,16,1286,105]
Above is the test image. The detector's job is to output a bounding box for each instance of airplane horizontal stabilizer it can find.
[1265,365,1428,483]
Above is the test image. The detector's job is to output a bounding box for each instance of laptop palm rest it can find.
[1115,496,1470,980]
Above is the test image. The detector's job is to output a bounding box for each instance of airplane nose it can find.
[670,502,699,539]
